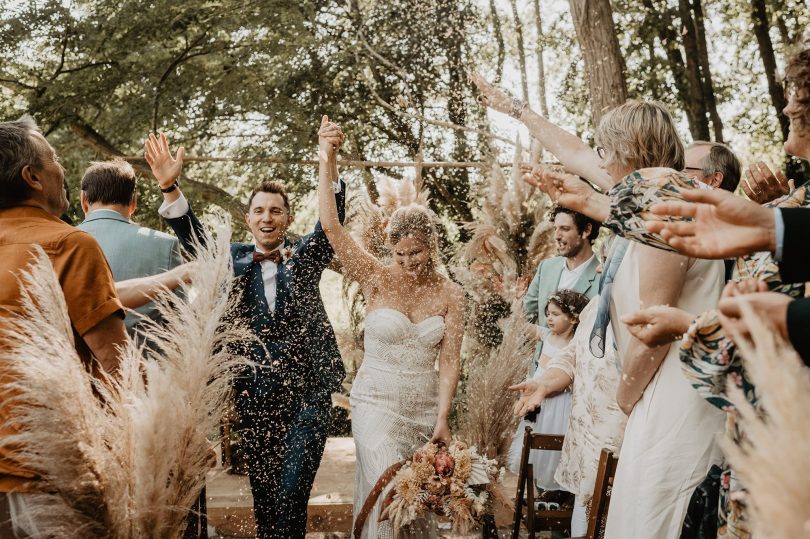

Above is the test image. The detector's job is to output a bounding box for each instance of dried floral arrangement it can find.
[0,216,249,538]
[452,139,555,310]
[379,440,509,535]
[457,302,537,464]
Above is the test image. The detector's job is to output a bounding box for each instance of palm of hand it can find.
[692,201,761,258]
[152,156,181,185]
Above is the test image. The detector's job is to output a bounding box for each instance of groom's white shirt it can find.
[159,194,279,312]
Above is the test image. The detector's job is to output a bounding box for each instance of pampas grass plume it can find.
[725,303,810,538]
[0,215,250,538]
[459,303,535,462]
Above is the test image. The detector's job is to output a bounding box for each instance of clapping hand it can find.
[144,132,184,190]
[716,278,787,344]
[318,115,345,161]
[742,161,793,204]
[646,188,777,259]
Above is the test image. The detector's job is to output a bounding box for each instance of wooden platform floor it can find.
[207,437,518,538]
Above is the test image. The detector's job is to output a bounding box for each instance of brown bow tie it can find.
[253,249,282,264]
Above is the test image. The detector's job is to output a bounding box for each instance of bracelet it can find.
[160,180,179,194]
[509,97,528,119]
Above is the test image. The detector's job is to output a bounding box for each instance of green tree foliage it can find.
[0,0,487,234]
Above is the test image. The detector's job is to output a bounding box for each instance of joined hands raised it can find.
[318,115,345,161]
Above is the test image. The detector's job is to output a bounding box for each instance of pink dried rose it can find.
[434,451,455,478]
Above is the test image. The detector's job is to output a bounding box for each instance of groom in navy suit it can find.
[144,132,346,539]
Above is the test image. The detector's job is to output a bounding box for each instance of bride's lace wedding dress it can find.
[351,308,444,539]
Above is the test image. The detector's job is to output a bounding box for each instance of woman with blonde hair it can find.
[475,77,725,537]
[317,116,463,538]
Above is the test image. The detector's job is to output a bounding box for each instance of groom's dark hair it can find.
[247,180,290,212]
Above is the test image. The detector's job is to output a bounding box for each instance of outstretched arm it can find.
[431,285,464,444]
[646,188,776,259]
[472,73,614,190]
[317,116,383,289]
[115,262,194,309]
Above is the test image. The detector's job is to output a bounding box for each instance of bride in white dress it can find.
[317,117,464,538]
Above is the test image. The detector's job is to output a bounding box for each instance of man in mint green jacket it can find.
[524,206,601,368]
[77,159,183,338]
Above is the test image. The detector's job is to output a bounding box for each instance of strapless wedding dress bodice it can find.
[351,308,444,539]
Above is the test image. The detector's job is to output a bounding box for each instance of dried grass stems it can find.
[0,216,251,538]
[459,303,536,464]
[725,303,810,538]
[452,138,554,305]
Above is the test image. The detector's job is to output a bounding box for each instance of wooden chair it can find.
[511,426,571,539]
[584,448,619,539]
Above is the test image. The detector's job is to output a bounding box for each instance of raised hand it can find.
[508,379,546,417]
[621,305,693,347]
[646,188,776,259]
[144,132,185,190]
[742,161,791,204]
[470,73,513,115]
[721,278,769,299]
[317,115,345,161]
[523,166,610,221]
[523,166,584,207]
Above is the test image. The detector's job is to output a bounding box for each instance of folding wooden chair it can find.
[511,426,571,539]
[585,448,619,539]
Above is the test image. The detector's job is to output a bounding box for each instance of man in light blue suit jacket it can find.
[77,159,183,337]
[524,206,601,368]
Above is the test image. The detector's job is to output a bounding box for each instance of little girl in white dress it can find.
[508,289,590,491]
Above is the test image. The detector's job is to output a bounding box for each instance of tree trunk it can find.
[489,0,505,82]
[750,0,806,183]
[446,0,474,225]
[750,0,789,141]
[642,0,702,140]
[567,0,628,126]
[509,0,530,103]
[532,0,549,117]
[677,0,710,140]
[692,0,724,142]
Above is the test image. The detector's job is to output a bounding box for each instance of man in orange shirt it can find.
[0,116,126,537]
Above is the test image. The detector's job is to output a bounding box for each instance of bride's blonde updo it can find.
[386,204,439,255]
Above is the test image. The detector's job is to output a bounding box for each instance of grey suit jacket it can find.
[78,209,183,333]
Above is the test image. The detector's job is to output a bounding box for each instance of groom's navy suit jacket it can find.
[165,183,346,396]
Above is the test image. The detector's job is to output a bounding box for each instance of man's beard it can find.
[562,239,584,259]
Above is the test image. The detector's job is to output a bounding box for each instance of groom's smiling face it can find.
[245,191,293,252]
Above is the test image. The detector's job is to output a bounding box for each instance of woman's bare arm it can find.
[616,245,689,414]
[317,116,384,289]
[431,283,464,443]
